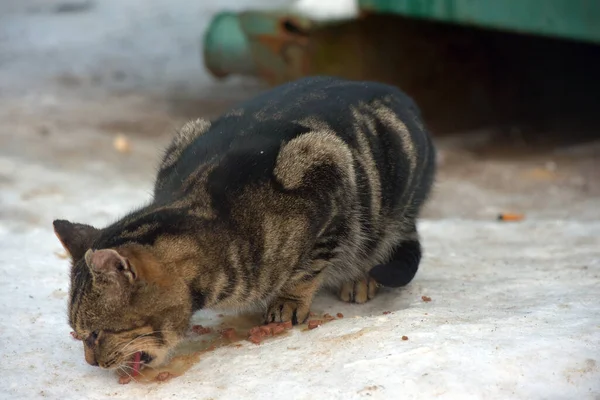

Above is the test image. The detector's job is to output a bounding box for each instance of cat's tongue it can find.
[132,352,142,377]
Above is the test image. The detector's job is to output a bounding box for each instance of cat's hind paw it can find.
[338,276,379,304]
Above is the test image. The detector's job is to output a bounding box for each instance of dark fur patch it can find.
[369,239,422,287]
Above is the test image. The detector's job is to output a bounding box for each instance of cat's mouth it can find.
[130,351,154,376]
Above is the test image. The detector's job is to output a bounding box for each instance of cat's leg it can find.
[337,231,422,303]
[368,238,422,288]
[338,276,379,303]
[264,274,323,325]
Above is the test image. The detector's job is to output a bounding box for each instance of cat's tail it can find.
[368,240,421,288]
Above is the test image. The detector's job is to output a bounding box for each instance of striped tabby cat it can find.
[54,76,436,373]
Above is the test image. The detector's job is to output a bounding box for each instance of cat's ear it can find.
[53,220,99,260]
[84,248,137,286]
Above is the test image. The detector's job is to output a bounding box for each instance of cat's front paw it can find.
[338,276,379,303]
[264,298,310,325]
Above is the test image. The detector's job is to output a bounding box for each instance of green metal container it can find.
[359,0,600,44]
[203,12,255,78]
[203,10,318,83]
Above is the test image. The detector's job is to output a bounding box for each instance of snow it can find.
[2,173,599,399]
[292,0,358,20]
[1,0,599,399]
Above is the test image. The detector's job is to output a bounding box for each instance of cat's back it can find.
[213,76,422,136]
[178,76,421,153]
[155,77,431,201]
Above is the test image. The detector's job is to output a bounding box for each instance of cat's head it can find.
[53,219,192,373]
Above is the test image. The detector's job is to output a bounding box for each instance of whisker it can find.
[120,345,156,360]
[118,332,158,353]
[112,328,182,369]
[119,367,138,383]
[117,338,158,357]
[117,330,176,354]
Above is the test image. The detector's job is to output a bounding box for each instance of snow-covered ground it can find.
[2,142,599,399]
[1,0,599,399]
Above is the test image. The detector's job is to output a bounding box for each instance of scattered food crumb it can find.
[220,328,237,341]
[156,372,172,382]
[248,335,262,344]
[272,325,286,335]
[309,311,316,317]
[402,336,409,341]
[307,320,322,330]
[525,168,557,181]
[336,313,344,318]
[249,326,265,337]
[497,212,525,222]
[383,311,391,315]
[358,385,381,394]
[191,325,212,335]
[246,321,292,344]
[421,296,432,302]
[323,313,335,321]
[259,325,272,336]
[113,134,132,153]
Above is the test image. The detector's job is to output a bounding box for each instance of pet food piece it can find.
[248,335,263,344]
[259,326,273,336]
[309,311,316,317]
[248,326,264,337]
[272,325,286,335]
[247,322,291,342]
[113,134,131,153]
[118,375,132,385]
[421,295,432,302]
[220,328,237,341]
[401,336,409,341]
[497,213,524,222]
[191,325,212,335]
[266,322,279,330]
[307,320,322,329]
[336,313,344,318]
[156,372,172,382]
[323,313,335,321]
[383,311,391,315]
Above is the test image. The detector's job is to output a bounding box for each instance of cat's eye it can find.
[85,331,99,348]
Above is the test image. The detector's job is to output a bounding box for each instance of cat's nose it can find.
[85,355,98,366]
[84,347,98,366]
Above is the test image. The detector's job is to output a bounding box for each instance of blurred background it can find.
[1,0,598,224]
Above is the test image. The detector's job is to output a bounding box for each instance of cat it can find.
[53,76,436,373]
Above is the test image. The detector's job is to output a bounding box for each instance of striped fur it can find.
[53,76,436,371]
